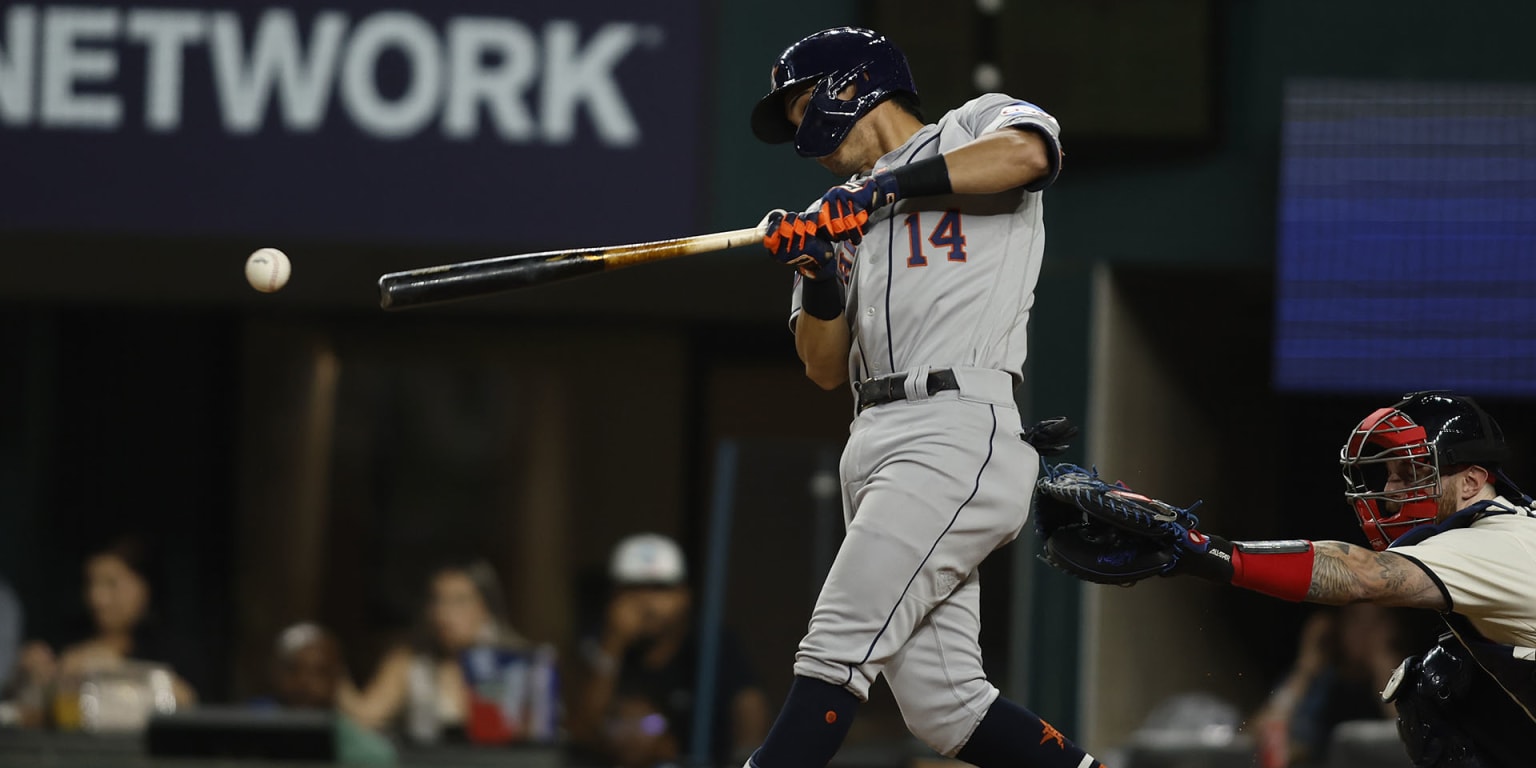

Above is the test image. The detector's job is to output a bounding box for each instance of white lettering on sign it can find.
[0,3,660,144]
[443,17,537,141]
[209,8,345,133]
[41,6,121,128]
[339,11,441,138]
[0,5,37,124]
[541,21,639,146]
[126,10,204,131]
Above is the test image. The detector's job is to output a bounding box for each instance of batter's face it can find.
[786,82,876,176]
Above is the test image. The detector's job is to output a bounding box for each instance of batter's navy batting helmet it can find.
[1341,391,1513,550]
[750,27,917,158]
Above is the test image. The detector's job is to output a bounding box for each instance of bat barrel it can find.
[378,226,763,310]
[379,252,604,310]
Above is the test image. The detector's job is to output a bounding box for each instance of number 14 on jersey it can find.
[904,210,968,267]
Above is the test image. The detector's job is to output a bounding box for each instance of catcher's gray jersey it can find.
[784,94,1064,757]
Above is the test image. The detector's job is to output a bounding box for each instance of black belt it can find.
[854,369,960,411]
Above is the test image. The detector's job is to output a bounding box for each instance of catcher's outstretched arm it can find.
[1303,541,1446,609]
[1164,536,1447,609]
[1031,463,1447,608]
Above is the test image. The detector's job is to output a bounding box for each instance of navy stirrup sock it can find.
[749,676,860,768]
[956,696,1097,768]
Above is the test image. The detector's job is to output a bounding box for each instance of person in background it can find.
[255,622,397,766]
[341,558,525,742]
[269,622,349,711]
[605,687,682,768]
[0,575,24,726]
[1252,603,1407,766]
[0,576,20,695]
[9,642,56,729]
[575,533,768,767]
[52,536,201,710]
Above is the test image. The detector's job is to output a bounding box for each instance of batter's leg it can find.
[750,401,1033,768]
[747,676,860,768]
[956,697,1103,768]
[887,572,1102,768]
[883,570,998,755]
[794,401,1032,696]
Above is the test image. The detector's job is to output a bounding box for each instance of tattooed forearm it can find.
[1305,541,1447,609]
[1307,543,1359,602]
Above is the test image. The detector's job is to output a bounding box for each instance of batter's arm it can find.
[940,128,1054,195]
[1304,541,1447,609]
[795,312,850,390]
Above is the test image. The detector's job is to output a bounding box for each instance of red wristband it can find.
[1230,542,1314,602]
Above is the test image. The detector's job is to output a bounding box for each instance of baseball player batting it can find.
[743,28,1100,768]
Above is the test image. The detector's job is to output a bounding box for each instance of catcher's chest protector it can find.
[1385,630,1536,768]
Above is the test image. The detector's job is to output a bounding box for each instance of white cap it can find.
[609,533,687,586]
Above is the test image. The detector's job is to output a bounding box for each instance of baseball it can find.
[245,247,291,293]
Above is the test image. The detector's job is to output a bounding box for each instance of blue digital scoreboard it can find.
[1273,80,1536,396]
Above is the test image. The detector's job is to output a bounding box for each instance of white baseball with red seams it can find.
[245,248,291,293]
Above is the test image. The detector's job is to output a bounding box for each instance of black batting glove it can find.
[816,171,901,244]
[1021,417,1078,456]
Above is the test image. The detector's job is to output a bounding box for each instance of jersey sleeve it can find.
[956,93,1063,192]
[1392,522,1536,624]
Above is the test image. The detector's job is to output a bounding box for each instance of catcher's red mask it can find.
[1340,407,1442,550]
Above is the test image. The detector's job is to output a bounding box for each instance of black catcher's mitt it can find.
[1033,463,1206,586]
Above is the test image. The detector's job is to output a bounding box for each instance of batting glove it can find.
[1021,417,1079,457]
[816,170,901,244]
[761,210,837,281]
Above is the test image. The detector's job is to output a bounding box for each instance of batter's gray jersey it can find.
[789,93,1063,387]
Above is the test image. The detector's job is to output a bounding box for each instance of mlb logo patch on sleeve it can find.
[1000,103,1045,117]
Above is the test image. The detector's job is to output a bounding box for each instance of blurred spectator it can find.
[257,622,397,766]
[604,687,682,768]
[0,575,21,726]
[0,576,19,692]
[574,533,768,767]
[52,536,201,712]
[268,622,348,711]
[1252,603,1406,766]
[10,641,56,728]
[341,558,526,742]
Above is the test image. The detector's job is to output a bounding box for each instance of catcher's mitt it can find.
[1033,463,1205,586]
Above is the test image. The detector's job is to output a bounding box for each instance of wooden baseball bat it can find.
[378,226,763,310]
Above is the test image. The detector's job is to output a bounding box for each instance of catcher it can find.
[1036,391,1536,768]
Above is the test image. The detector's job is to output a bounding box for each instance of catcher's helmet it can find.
[750,27,917,158]
[1341,391,1509,550]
